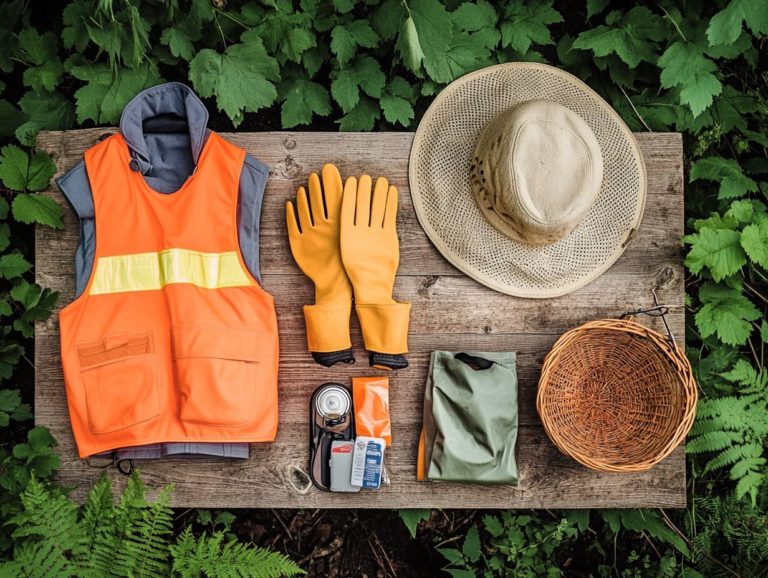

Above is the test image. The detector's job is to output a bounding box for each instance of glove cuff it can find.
[369,352,408,370]
[355,302,411,356]
[312,349,355,367]
[304,302,353,353]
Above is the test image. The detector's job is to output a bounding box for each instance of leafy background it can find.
[0,0,766,576]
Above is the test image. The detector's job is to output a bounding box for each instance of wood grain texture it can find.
[35,129,686,508]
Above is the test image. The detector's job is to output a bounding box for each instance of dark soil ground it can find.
[174,508,473,577]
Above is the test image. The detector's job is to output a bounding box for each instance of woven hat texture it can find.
[409,63,647,298]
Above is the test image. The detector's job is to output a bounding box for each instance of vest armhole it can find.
[56,160,96,300]
[236,154,270,285]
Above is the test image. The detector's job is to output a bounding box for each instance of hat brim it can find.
[408,63,647,298]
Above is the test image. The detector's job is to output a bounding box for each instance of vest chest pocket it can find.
[172,324,262,427]
[78,332,159,434]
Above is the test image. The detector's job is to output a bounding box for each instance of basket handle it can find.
[620,289,676,347]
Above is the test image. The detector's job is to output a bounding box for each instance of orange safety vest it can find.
[59,132,279,458]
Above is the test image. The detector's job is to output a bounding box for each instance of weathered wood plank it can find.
[34,130,686,508]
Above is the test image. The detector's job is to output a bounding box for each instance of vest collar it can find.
[119,82,209,175]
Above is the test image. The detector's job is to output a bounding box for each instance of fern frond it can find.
[735,471,765,504]
[694,396,749,423]
[72,474,115,577]
[125,484,174,578]
[4,477,80,578]
[704,443,757,473]
[729,456,766,479]
[171,529,305,578]
[686,430,743,454]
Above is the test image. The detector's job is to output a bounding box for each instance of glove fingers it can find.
[383,185,399,230]
[341,176,357,230]
[286,201,301,238]
[321,164,343,219]
[297,186,313,230]
[371,177,389,228]
[356,174,372,226]
[308,172,326,221]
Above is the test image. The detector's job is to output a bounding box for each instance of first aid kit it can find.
[310,380,391,493]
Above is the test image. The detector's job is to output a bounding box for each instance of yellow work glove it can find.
[340,175,411,370]
[286,164,354,367]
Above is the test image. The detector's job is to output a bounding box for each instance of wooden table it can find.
[35,130,686,508]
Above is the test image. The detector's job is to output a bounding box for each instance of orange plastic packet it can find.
[353,377,391,446]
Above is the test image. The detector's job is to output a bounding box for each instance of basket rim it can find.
[536,317,699,473]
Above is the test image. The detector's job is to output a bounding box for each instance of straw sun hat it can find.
[409,63,647,298]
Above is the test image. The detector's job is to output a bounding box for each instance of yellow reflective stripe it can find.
[88,249,253,295]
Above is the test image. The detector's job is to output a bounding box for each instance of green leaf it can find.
[695,283,761,346]
[564,509,590,532]
[0,145,30,191]
[684,228,747,281]
[0,98,22,138]
[572,7,665,68]
[27,425,56,452]
[0,146,55,192]
[437,547,465,565]
[15,90,75,146]
[281,79,331,128]
[331,21,379,65]
[707,0,768,46]
[160,26,195,61]
[0,253,32,280]
[71,63,162,125]
[380,94,414,126]
[761,319,768,344]
[690,157,758,199]
[659,41,722,117]
[462,525,482,563]
[338,97,380,131]
[586,0,610,19]
[331,56,386,113]
[445,570,476,578]
[26,151,56,192]
[725,199,763,223]
[398,509,431,538]
[482,514,504,537]
[454,1,498,32]
[397,0,453,81]
[601,510,689,556]
[189,31,279,126]
[283,27,317,63]
[11,280,58,337]
[741,219,768,268]
[500,0,562,55]
[331,69,360,113]
[397,16,425,73]
[0,389,21,413]
[332,0,356,13]
[371,0,406,41]
[12,194,63,229]
[18,28,63,93]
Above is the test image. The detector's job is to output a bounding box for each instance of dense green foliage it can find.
[0,473,304,578]
[0,0,765,575]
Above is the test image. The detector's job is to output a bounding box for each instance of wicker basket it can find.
[537,317,698,473]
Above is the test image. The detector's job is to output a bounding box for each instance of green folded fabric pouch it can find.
[418,350,518,484]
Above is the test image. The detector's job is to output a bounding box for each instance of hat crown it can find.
[472,100,604,245]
